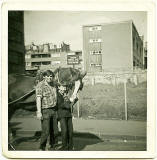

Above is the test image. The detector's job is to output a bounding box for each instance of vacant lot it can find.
[13,82,147,121]
[73,82,147,120]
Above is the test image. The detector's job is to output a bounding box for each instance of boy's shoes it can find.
[58,145,74,151]
[48,144,59,151]
[39,148,45,151]
[58,146,68,151]
[48,146,56,151]
[68,146,75,151]
[39,146,45,151]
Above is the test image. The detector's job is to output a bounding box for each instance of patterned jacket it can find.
[35,80,57,109]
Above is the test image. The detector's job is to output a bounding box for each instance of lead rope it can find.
[8,89,35,105]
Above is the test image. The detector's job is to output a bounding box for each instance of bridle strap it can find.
[55,68,62,86]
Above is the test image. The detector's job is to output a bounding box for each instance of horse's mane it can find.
[54,67,81,86]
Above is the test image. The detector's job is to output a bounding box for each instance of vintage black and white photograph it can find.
[1,0,156,158]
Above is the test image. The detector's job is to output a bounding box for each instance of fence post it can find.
[92,77,95,86]
[124,80,128,120]
[133,74,138,85]
[77,93,80,118]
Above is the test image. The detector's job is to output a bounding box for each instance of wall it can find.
[83,21,134,73]
[101,21,132,72]
[132,23,144,69]
[8,11,25,74]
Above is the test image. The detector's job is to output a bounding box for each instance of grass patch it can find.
[12,82,147,121]
[73,82,147,120]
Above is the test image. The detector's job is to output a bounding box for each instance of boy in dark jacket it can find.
[57,86,75,151]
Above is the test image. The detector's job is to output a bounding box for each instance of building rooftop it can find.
[82,19,133,27]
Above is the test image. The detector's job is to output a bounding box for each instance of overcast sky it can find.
[24,11,147,50]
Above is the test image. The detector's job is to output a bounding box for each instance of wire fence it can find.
[73,71,147,120]
[83,70,147,86]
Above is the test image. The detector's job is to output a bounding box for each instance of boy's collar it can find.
[43,80,49,86]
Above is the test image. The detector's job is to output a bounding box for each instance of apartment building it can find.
[83,20,144,73]
[25,42,82,72]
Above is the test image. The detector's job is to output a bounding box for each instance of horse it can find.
[8,67,86,149]
[8,67,86,116]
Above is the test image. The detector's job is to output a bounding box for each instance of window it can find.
[90,63,102,67]
[31,55,40,58]
[32,62,41,66]
[42,54,51,58]
[90,51,102,55]
[89,26,101,31]
[42,61,51,65]
[89,39,102,43]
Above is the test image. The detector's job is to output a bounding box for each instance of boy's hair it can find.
[43,70,55,78]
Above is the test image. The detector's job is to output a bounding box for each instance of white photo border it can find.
[1,0,156,158]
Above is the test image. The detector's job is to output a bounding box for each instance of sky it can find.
[24,11,147,50]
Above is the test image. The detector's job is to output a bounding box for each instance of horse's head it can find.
[54,67,86,103]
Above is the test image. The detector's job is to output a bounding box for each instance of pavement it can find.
[10,117,146,140]
[9,117,146,151]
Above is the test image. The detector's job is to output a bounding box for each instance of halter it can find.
[55,68,70,98]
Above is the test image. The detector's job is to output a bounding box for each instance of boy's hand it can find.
[70,94,77,102]
[63,95,70,102]
[37,111,42,120]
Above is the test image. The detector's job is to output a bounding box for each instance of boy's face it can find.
[44,75,53,83]
[58,86,66,94]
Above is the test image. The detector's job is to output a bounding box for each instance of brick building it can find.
[83,20,144,73]
[8,11,25,74]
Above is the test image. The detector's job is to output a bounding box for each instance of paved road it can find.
[11,135,146,151]
[9,117,146,151]
[10,117,146,138]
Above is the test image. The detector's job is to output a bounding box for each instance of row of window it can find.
[31,61,51,66]
[89,39,102,43]
[90,63,102,67]
[26,61,61,66]
[31,54,51,58]
[90,51,102,55]
[25,53,61,59]
[89,26,102,31]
